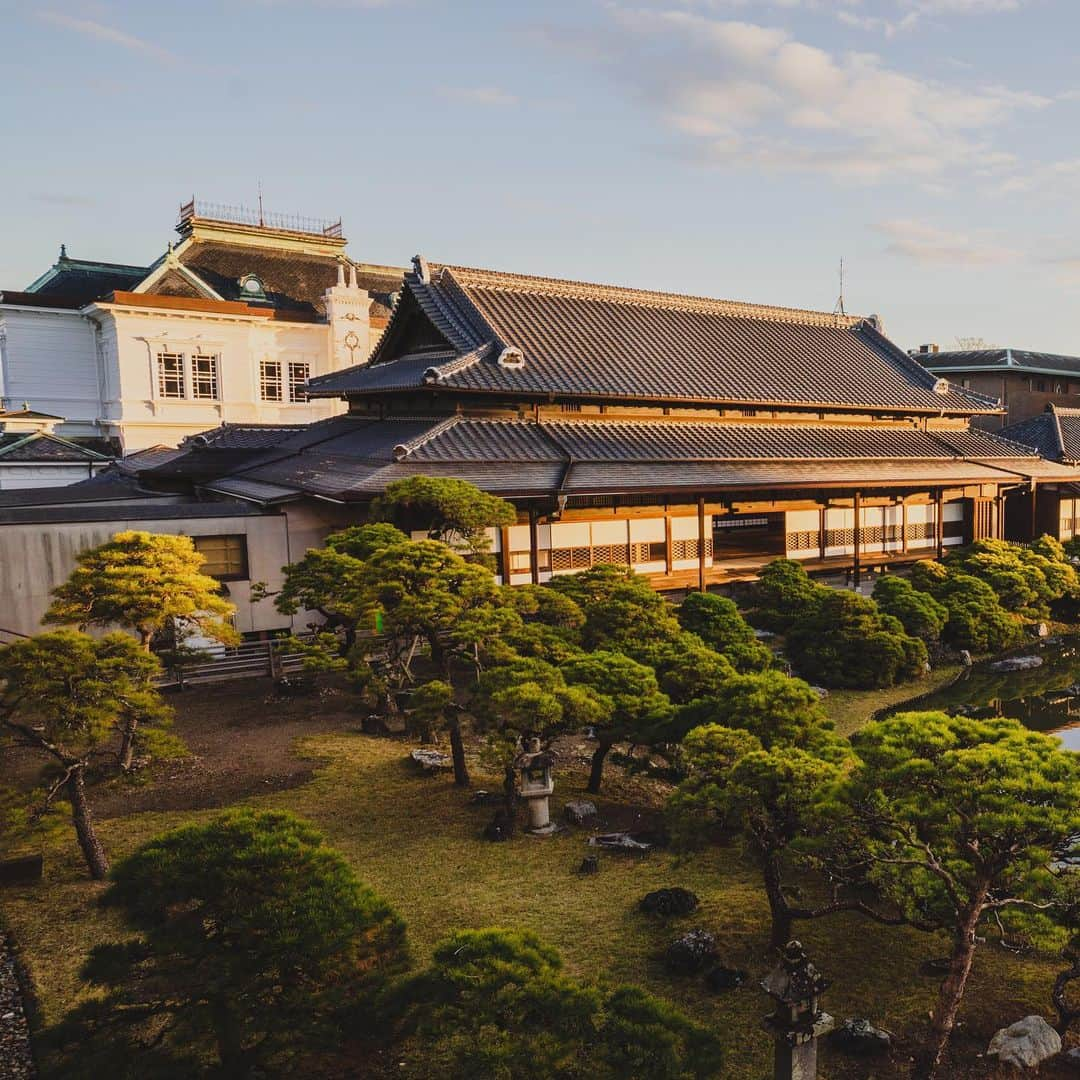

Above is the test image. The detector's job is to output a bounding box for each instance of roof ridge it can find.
[422,345,490,384]
[439,264,865,329]
[392,415,463,461]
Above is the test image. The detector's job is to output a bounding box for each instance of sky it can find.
[2,0,1079,354]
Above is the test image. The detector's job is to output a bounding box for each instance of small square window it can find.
[260,360,282,402]
[157,351,185,399]
[288,361,310,403]
[192,534,248,580]
[191,353,220,400]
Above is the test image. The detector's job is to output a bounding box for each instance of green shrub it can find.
[872,575,948,642]
[910,559,1024,653]
[677,592,771,671]
[750,559,827,632]
[786,590,927,689]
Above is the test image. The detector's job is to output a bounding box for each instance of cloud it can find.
[873,218,1021,264]
[557,7,1049,185]
[440,86,519,107]
[37,11,177,63]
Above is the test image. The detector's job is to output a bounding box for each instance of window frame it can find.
[156,350,186,399]
[260,359,283,402]
[288,360,310,403]
[191,351,220,401]
[192,534,249,582]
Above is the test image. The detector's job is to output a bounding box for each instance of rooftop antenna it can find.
[833,258,846,316]
[257,180,264,227]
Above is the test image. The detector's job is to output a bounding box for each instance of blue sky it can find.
[2,0,1078,353]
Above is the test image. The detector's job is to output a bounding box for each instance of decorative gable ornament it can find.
[932,378,951,395]
[498,347,525,369]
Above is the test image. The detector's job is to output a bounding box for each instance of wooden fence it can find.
[155,636,313,689]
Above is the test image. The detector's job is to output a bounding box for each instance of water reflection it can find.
[883,636,1080,750]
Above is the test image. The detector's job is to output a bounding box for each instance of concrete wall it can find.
[0,514,294,638]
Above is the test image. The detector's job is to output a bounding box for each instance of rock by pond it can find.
[987,655,1043,673]
[563,799,598,826]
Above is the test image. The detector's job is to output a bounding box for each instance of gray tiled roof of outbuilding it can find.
[1000,405,1080,464]
[924,348,1080,376]
[310,264,1001,416]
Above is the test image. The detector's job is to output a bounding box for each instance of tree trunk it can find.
[763,853,794,950]
[118,720,137,771]
[502,764,519,832]
[67,766,108,880]
[587,740,612,795]
[448,717,469,787]
[1053,959,1080,1033]
[210,993,251,1077]
[925,893,988,1079]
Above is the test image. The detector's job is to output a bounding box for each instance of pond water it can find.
[884,635,1080,751]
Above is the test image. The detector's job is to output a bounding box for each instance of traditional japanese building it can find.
[124,258,1080,595]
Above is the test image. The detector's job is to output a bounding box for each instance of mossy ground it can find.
[0,676,1071,1078]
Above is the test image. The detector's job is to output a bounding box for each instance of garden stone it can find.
[988,655,1043,673]
[830,1018,892,1057]
[563,799,598,826]
[1063,1046,1080,1070]
[410,748,452,773]
[482,810,514,842]
[639,887,699,917]
[579,854,600,875]
[987,1015,1061,1069]
[705,965,747,992]
[588,832,652,853]
[960,649,973,667]
[1033,622,1051,638]
[664,929,717,975]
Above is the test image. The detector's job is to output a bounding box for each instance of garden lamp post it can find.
[514,737,557,835]
[761,939,834,1080]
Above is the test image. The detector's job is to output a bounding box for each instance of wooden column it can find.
[818,507,827,562]
[499,526,512,585]
[996,493,1005,539]
[529,509,540,585]
[697,497,707,592]
[852,490,862,588]
[664,511,673,575]
[1030,483,1038,541]
[935,489,945,558]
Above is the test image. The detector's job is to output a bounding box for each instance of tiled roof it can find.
[22,255,148,307]
[310,263,1000,416]
[0,432,114,462]
[1001,405,1080,464]
[168,414,1062,503]
[924,348,1080,377]
[173,242,403,317]
[181,423,309,451]
[0,500,266,526]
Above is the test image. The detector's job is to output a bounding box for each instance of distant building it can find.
[916,344,1080,430]
[0,407,115,488]
[0,200,405,451]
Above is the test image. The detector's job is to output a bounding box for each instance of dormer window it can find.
[239,274,268,302]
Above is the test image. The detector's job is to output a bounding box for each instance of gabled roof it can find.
[144,242,403,318]
[134,413,1060,504]
[923,348,1080,378]
[1000,404,1080,465]
[308,262,999,417]
[0,432,115,463]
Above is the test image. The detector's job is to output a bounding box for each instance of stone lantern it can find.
[514,737,558,836]
[761,940,834,1080]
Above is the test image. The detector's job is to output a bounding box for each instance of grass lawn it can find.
[0,676,1073,1078]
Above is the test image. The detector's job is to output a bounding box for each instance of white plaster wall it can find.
[0,464,106,489]
[0,307,102,424]
[103,307,344,451]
